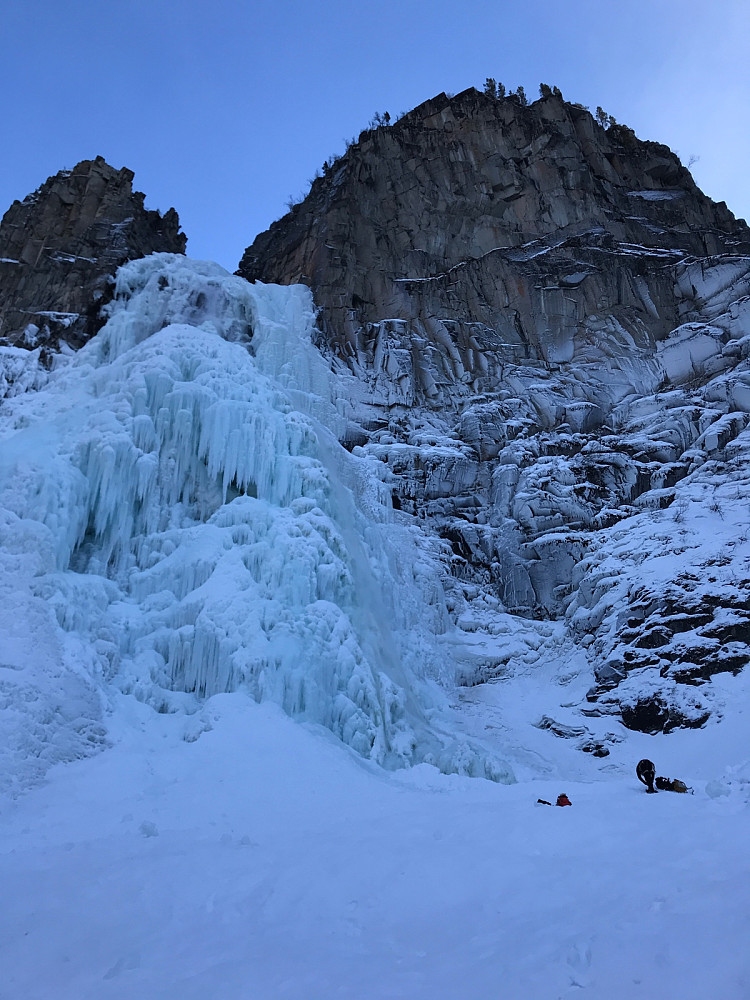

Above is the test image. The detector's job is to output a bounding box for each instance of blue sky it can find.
[2,0,748,269]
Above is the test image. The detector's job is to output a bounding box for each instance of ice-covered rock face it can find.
[341,251,750,733]
[238,88,750,735]
[3,96,750,786]
[0,254,509,794]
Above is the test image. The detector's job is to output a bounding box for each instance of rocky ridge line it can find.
[0,156,186,356]
[238,86,749,376]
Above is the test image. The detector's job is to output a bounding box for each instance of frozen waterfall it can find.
[0,254,510,789]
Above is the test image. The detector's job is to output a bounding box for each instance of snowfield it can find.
[1,254,749,998]
[1,693,749,1000]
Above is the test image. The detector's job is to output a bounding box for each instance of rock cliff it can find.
[0,156,185,354]
[239,88,748,374]
[239,88,750,735]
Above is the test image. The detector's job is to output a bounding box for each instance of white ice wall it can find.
[0,254,509,792]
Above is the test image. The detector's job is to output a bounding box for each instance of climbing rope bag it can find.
[655,776,689,793]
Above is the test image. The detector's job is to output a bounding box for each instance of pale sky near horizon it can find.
[2,0,748,270]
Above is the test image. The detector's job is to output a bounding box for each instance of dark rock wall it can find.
[236,90,750,620]
[0,156,185,353]
[238,87,750,733]
[238,88,749,375]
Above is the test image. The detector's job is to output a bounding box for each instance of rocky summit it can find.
[0,156,185,355]
[238,87,748,367]
[240,87,750,734]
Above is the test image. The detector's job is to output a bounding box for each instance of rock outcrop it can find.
[239,87,748,377]
[238,88,750,734]
[3,92,750,739]
[0,156,185,354]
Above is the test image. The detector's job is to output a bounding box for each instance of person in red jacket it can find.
[536,793,572,806]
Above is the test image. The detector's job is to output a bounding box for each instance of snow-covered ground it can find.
[2,690,749,1000]
[2,254,749,998]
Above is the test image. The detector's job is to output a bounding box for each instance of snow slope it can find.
[1,693,748,1000]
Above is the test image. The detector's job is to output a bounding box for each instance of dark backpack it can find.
[655,776,689,793]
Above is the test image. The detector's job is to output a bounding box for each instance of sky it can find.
[2,0,748,270]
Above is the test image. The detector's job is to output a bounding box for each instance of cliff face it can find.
[3,94,750,740]
[0,156,185,353]
[239,88,748,379]
[239,88,750,735]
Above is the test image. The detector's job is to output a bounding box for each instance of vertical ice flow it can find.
[0,254,510,781]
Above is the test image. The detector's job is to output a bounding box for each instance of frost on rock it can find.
[0,345,47,400]
[567,437,750,731]
[314,237,750,735]
[0,254,509,792]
